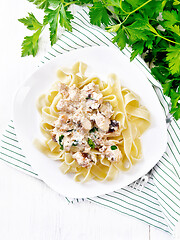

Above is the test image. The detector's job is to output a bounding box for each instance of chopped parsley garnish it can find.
[67,129,73,132]
[111,145,117,150]
[86,97,93,100]
[72,140,78,146]
[86,94,93,100]
[59,135,64,150]
[89,127,98,133]
[87,138,95,149]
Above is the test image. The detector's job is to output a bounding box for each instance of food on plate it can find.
[36,62,150,182]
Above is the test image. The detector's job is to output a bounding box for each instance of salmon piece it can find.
[104,146,122,162]
[99,102,113,118]
[94,112,110,132]
[73,152,92,168]
[81,117,92,130]
[59,83,69,98]
[50,132,57,142]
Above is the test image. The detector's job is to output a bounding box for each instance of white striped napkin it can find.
[0,8,179,235]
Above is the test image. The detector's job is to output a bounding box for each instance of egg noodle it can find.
[35,62,150,182]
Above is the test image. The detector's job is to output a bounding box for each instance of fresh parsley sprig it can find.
[19,0,180,120]
[18,0,75,56]
[18,13,43,56]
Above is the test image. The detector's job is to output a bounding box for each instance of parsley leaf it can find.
[89,2,110,27]
[28,0,49,9]
[130,41,144,61]
[18,13,42,30]
[87,138,95,149]
[59,4,73,31]
[44,3,73,46]
[173,0,180,5]
[18,13,43,56]
[112,28,127,50]
[21,29,42,57]
[162,80,173,96]
[48,0,62,8]
[44,7,60,46]
[169,25,180,37]
[163,10,179,26]
[171,106,180,120]
[170,88,180,120]
[166,45,180,75]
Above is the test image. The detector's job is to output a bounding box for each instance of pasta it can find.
[36,62,150,182]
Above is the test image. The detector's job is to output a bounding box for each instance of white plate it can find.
[13,46,167,198]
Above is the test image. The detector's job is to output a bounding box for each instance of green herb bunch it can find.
[19,0,180,120]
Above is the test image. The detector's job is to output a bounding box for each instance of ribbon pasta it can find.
[36,62,150,182]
